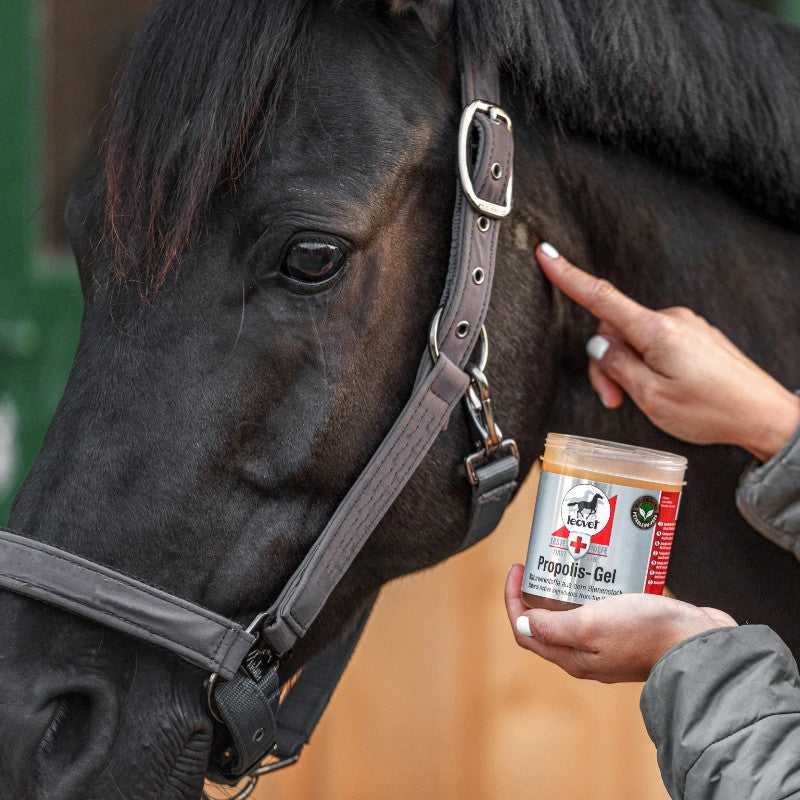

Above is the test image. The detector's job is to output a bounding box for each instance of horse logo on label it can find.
[560,484,611,560]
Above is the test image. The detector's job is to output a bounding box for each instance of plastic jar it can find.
[521,433,687,611]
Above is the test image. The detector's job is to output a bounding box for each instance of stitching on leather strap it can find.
[0,532,239,630]
[0,571,225,669]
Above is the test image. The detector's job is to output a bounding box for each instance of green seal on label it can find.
[631,495,659,529]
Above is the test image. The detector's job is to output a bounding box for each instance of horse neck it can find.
[499,88,800,661]
[507,110,800,447]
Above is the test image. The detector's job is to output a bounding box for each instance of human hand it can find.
[536,243,800,462]
[505,564,737,683]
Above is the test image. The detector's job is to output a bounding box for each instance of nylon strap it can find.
[208,596,376,783]
[0,528,254,680]
[262,354,469,655]
[461,454,519,552]
[262,60,514,658]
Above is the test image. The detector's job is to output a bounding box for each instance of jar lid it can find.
[543,432,687,485]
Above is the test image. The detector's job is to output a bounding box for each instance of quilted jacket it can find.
[640,427,800,799]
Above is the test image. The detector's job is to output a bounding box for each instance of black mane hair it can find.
[100,0,800,291]
[101,0,312,292]
[450,0,800,229]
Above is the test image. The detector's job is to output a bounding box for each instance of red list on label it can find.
[644,491,681,595]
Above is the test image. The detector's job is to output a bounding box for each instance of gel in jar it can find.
[521,433,687,611]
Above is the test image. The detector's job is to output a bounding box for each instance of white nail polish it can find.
[515,616,533,637]
[540,242,560,259]
[586,335,610,361]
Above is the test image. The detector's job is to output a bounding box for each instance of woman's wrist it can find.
[740,388,800,462]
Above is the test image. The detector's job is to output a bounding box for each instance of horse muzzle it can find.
[0,592,213,800]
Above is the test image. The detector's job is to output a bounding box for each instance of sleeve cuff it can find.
[736,421,800,561]
[640,625,800,799]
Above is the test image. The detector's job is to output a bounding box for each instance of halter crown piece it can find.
[0,53,517,800]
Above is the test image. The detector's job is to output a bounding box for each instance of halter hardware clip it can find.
[464,364,519,485]
[206,611,281,724]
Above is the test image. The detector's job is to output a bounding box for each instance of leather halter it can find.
[0,58,517,797]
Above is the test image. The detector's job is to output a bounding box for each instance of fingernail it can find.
[586,335,610,361]
[540,242,560,260]
[515,616,533,637]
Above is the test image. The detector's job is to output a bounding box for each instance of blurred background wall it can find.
[1,2,798,798]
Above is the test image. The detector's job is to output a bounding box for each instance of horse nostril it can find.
[33,685,118,798]
[35,693,89,772]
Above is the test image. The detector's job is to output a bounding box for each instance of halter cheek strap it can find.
[262,64,515,654]
[0,57,518,794]
[210,59,518,783]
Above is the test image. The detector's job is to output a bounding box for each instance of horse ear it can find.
[387,0,454,41]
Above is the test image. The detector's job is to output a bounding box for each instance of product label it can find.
[522,471,681,605]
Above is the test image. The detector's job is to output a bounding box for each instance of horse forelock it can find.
[99,0,800,297]
[100,0,314,296]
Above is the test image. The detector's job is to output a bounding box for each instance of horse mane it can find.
[100,0,800,293]
[101,0,312,293]
[451,0,800,229]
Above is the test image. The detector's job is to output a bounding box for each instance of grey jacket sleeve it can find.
[736,424,800,562]
[640,625,800,800]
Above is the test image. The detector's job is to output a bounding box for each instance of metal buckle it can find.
[463,364,519,485]
[458,100,513,219]
[428,307,488,369]
[202,754,301,800]
[206,611,276,723]
[465,440,520,486]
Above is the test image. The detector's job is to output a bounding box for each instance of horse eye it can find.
[282,241,345,283]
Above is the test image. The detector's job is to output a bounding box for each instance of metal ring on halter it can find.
[428,308,488,370]
[205,610,273,724]
[202,754,300,800]
[206,673,223,723]
[202,775,258,800]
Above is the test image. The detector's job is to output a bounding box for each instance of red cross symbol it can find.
[570,536,588,554]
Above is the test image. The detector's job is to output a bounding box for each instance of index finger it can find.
[537,245,655,352]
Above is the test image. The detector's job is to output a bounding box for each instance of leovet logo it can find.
[551,484,617,560]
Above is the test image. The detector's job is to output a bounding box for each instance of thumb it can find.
[520,606,594,649]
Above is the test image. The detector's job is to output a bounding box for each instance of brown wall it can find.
[207,469,670,800]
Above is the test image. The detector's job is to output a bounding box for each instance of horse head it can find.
[7,0,800,795]
[1,2,551,797]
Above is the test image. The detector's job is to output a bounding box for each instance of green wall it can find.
[0,1,83,524]
[779,0,800,23]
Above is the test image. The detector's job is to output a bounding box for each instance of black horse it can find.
[3,0,800,797]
